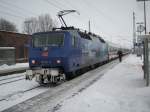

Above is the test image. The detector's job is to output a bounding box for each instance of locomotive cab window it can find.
[32,33,64,47]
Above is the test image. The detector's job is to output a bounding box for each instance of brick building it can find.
[0,31,30,63]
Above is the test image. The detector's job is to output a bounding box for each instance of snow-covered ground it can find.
[1,55,150,112]
[0,73,49,111]
[0,63,29,74]
[55,55,150,112]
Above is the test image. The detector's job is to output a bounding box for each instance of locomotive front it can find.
[26,31,69,84]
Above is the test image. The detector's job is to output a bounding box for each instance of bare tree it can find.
[23,17,38,34]
[23,14,57,34]
[0,18,18,32]
[38,14,56,32]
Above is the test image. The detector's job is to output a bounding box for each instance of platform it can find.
[55,54,150,112]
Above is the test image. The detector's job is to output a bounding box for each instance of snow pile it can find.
[0,63,29,74]
[56,55,150,112]
[0,64,9,68]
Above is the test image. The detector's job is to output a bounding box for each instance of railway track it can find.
[0,55,127,87]
[0,74,25,82]
[0,85,40,102]
[0,55,128,112]
[0,77,25,86]
[0,74,25,86]
[1,57,121,112]
[0,72,48,112]
[0,56,123,92]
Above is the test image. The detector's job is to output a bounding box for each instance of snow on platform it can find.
[56,55,150,112]
[0,63,29,74]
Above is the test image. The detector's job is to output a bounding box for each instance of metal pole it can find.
[89,20,91,32]
[133,12,136,52]
[143,39,146,79]
[145,38,149,86]
[144,0,147,34]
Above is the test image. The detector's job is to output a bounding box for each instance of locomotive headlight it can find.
[32,60,36,64]
[56,60,61,64]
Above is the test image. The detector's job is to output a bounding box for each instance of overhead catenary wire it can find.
[0,0,39,17]
[53,0,72,10]
[55,0,91,21]
[44,0,133,47]
[42,0,88,29]
[0,0,133,46]
[0,10,25,19]
[52,0,121,37]
[43,0,87,28]
[76,0,128,37]
[44,0,64,11]
[82,0,119,27]
[84,1,131,45]
[0,4,30,18]
[48,0,117,39]
[61,0,79,11]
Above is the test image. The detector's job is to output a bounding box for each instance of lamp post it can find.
[137,0,150,86]
[133,12,136,52]
[136,0,150,34]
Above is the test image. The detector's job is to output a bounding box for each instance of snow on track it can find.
[0,73,49,111]
[0,74,24,82]
[0,75,25,86]
[1,57,119,112]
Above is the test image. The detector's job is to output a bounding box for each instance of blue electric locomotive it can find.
[26,27,109,84]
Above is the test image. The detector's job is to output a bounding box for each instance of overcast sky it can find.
[0,0,150,48]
